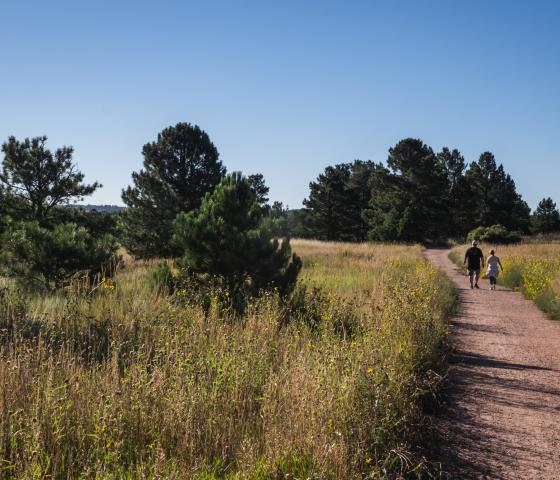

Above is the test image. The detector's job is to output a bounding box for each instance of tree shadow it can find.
[428,349,560,478]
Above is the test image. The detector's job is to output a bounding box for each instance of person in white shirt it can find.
[486,249,503,290]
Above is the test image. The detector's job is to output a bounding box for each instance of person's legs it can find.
[474,270,480,288]
[468,270,474,288]
[489,276,496,289]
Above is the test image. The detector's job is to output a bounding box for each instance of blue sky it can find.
[1,0,558,209]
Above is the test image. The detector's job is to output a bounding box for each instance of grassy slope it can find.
[0,240,455,479]
[450,242,560,319]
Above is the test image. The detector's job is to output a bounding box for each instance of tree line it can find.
[301,138,559,242]
[0,124,559,296]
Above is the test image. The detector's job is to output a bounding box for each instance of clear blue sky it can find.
[1,0,558,209]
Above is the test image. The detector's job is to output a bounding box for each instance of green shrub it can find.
[173,173,302,310]
[149,263,175,294]
[0,221,118,290]
[467,224,521,244]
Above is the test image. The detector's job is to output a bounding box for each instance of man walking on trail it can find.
[464,240,484,289]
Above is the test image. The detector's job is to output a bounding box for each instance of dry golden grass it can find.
[0,240,455,479]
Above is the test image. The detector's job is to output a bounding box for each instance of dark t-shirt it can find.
[465,247,484,270]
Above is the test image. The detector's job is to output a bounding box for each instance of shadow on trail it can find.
[451,321,511,336]
[451,351,557,372]
[431,348,560,478]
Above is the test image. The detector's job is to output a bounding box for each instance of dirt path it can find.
[425,249,560,479]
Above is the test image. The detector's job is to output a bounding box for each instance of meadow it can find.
[0,240,455,479]
[450,240,560,319]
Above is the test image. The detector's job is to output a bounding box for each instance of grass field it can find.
[0,240,455,479]
[450,241,560,319]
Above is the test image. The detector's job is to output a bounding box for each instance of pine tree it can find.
[303,164,352,241]
[437,147,474,237]
[346,160,377,241]
[0,136,116,289]
[0,136,100,224]
[173,173,301,303]
[121,122,226,258]
[465,152,530,232]
[247,173,270,208]
[366,138,449,241]
[532,197,560,234]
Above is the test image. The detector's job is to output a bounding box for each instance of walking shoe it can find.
[474,284,480,289]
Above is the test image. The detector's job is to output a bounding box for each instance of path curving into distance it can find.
[425,248,560,480]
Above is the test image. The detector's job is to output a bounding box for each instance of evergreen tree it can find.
[121,122,226,258]
[285,208,314,238]
[436,147,474,236]
[366,138,449,241]
[465,152,530,232]
[247,173,270,208]
[0,136,117,289]
[363,163,402,241]
[532,197,560,233]
[1,221,117,290]
[346,160,377,241]
[0,136,100,224]
[303,164,352,241]
[173,172,301,303]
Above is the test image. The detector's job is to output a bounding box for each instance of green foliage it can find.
[247,173,270,208]
[304,160,376,241]
[173,172,302,308]
[49,205,119,238]
[467,224,521,244]
[499,261,523,289]
[302,139,531,243]
[284,208,314,238]
[464,152,530,233]
[120,122,226,259]
[0,136,100,224]
[148,263,175,294]
[366,139,449,241]
[0,221,118,290]
[0,136,115,291]
[437,147,473,237]
[532,197,560,234]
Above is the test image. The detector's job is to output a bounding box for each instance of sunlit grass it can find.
[0,240,456,478]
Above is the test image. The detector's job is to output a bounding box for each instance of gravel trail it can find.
[425,248,560,479]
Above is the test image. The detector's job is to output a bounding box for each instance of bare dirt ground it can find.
[425,248,560,479]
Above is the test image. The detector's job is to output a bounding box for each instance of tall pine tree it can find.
[303,164,352,241]
[346,160,377,241]
[532,197,560,234]
[366,138,449,241]
[0,136,100,225]
[465,152,530,232]
[436,147,474,237]
[303,160,375,241]
[121,123,226,258]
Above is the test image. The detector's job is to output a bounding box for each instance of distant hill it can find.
[71,204,125,214]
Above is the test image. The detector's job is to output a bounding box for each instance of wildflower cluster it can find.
[100,276,116,290]
[500,254,560,319]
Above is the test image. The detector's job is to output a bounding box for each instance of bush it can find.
[467,224,521,244]
[149,263,175,294]
[173,173,302,310]
[0,221,118,290]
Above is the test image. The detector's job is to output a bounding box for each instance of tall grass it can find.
[1,240,455,478]
[450,242,560,319]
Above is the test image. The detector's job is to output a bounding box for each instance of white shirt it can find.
[487,255,500,275]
